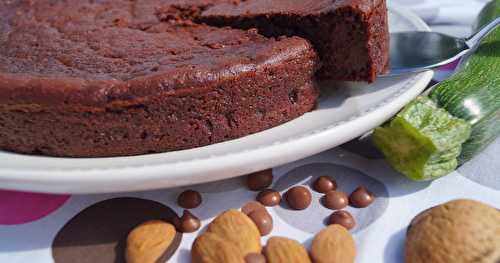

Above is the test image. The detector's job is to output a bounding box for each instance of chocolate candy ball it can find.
[178,210,201,233]
[285,186,312,210]
[349,186,375,208]
[328,210,355,230]
[323,191,349,210]
[241,201,267,215]
[245,253,267,263]
[247,170,274,191]
[313,176,337,193]
[248,209,273,236]
[177,190,202,209]
[257,189,281,207]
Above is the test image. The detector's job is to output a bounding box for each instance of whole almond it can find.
[192,232,245,263]
[125,220,177,263]
[207,209,262,256]
[264,237,311,263]
[311,225,356,263]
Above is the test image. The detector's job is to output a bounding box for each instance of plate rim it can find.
[0,4,434,193]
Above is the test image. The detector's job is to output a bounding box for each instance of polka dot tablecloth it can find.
[1,135,499,263]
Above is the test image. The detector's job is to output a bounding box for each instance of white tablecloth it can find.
[392,0,490,36]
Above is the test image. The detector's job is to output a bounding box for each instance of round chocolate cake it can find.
[0,0,389,157]
[0,0,319,157]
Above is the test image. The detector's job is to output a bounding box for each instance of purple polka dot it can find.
[0,190,70,225]
[438,60,459,71]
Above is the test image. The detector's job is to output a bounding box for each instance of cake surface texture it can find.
[0,0,388,157]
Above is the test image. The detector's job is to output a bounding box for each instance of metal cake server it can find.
[385,17,500,76]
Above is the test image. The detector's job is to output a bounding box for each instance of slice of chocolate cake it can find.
[201,0,390,82]
[0,0,319,157]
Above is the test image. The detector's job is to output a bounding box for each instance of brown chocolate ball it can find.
[241,201,267,215]
[256,189,281,207]
[179,210,201,233]
[285,186,312,210]
[349,186,375,208]
[328,210,355,230]
[323,191,349,210]
[177,190,202,209]
[248,209,273,236]
[247,170,274,191]
[245,253,267,263]
[313,176,337,193]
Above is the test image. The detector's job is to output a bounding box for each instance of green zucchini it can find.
[476,0,500,30]
[373,0,500,181]
[373,97,471,181]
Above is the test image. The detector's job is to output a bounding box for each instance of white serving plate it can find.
[0,5,433,194]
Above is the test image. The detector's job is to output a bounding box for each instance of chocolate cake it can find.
[0,0,389,158]
[201,0,390,82]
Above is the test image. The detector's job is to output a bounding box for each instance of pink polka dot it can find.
[0,190,70,225]
[438,60,460,71]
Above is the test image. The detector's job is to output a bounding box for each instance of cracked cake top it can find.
[0,0,316,105]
